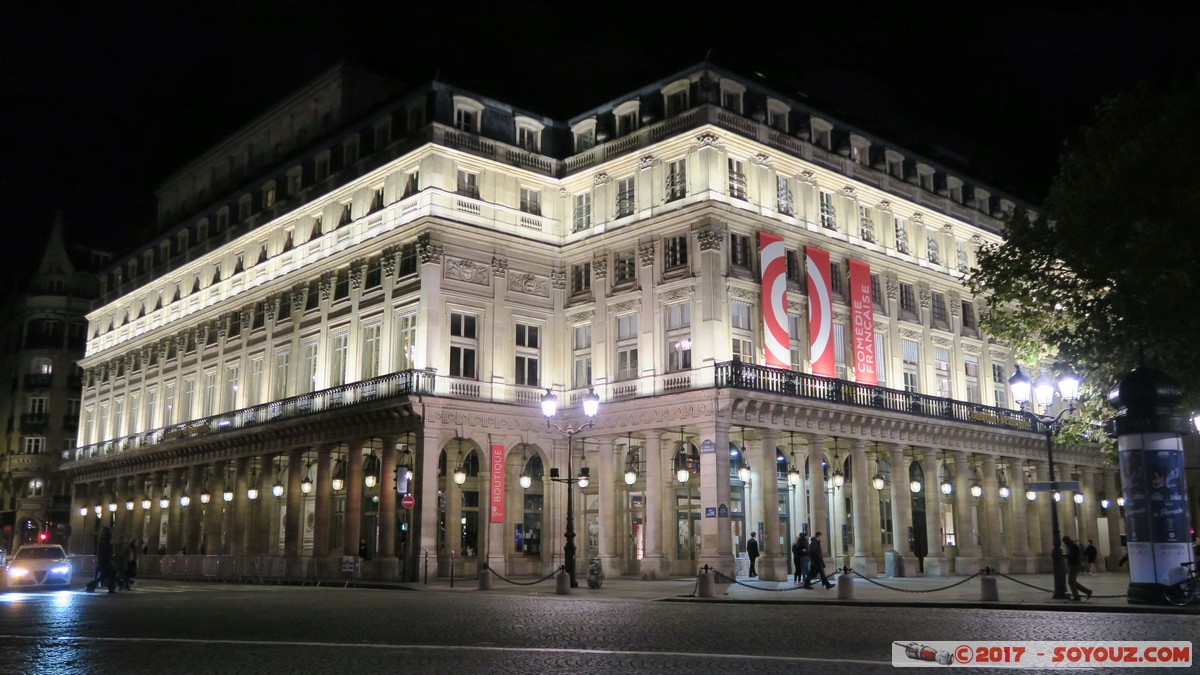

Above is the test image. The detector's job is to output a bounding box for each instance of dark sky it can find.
[2,1,1198,290]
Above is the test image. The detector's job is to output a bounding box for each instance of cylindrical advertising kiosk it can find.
[1107,366,1195,604]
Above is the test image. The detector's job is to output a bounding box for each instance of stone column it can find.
[203,463,223,556]
[1080,466,1100,565]
[980,454,1003,569]
[849,439,876,575]
[284,449,304,557]
[231,457,250,555]
[416,432,439,575]
[757,427,786,580]
[700,420,734,571]
[148,472,165,554]
[443,442,462,569]
[1033,460,1052,571]
[378,439,398,576]
[807,435,827,546]
[313,446,333,557]
[887,444,913,576]
[921,447,947,575]
[185,465,204,554]
[640,431,665,579]
[1103,470,1123,571]
[951,451,980,573]
[595,435,617,576]
[257,454,277,554]
[344,442,364,556]
[166,469,184,554]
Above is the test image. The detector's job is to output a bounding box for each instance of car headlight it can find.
[50,565,71,575]
[8,567,29,578]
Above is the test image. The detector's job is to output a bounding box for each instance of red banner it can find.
[759,232,790,369]
[490,444,504,523]
[848,259,877,385]
[805,246,835,377]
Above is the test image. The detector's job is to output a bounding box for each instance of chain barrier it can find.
[992,571,1126,599]
[482,563,562,586]
[847,567,983,593]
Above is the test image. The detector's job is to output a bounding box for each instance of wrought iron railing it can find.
[714,361,1034,432]
[64,369,436,464]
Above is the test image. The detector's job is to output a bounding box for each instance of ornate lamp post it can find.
[1009,364,1079,600]
[539,387,600,589]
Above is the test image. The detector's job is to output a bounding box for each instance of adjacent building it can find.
[61,63,1121,581]
[0,214,107,552]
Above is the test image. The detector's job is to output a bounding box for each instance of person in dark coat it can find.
[1063,536,1093,601]
[86,527,117,593]
[122,542,139,590]
[803,531,834,589]
[746,532,759,577]
[792,533,810,583]
[1083,540,1098,575]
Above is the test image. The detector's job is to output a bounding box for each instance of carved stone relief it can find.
[445,257,490,285]
[697,229,721,251]
[507,272,549,297]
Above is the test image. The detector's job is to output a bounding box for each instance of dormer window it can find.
[514,116,544,152]
[262,182,276,208]
[719,79,745,114]
[661,79,690,117]
[453,95,484,134]
[613,100,640,137]
[947,177,964,204]
[572,119,597,153]
[917,164,935,191]
[810,117,833,150]
[885,150,905,178]
[766,99,789,133]
[850,135,871,166]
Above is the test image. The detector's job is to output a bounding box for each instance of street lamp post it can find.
[540,387,600,589]
[1009,364,1079,601]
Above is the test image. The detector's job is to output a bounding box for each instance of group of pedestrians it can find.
[743,531,834,589]
[84,527,139,594]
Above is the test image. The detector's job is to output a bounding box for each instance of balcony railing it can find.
[64,369,436,464]
[20,413,49,430]
[714,361,1035,432]
[24,373,54,389]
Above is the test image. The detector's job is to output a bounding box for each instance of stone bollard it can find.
[478,568,491,591]
[980,568,999,601]
[836,568,854,600]
[697,567,715,598]
[555,568,571,595]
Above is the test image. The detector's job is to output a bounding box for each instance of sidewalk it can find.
[397,570,1199,614]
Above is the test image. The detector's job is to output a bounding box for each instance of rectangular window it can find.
[732,337,753,363]
[617,346,639,380]
[362,323,382,379]
[666,302,691,330]
[396,311,418,370]
[144,389,156,430]
[519,187,541,216]
[615,176,635,217]
[297,341,318,395]
[819,191,837,230]
[516,126,539,151]
[515,324,540,387]
[273,350,290,400]
[931,293,948,327]
[571,262,591,295]
[993,362,1008,408]
[247,358,263,406]
[455,107,478,133]
[573,324,592,388]
[573,193,591,232]
[402,171,420,199]
[830,262,843,295]
[894,218,909,254]
[727,159,746,199]
[449,312,478,379]
[874,333,888,386]
[614,249,636,285]
[899,283,917,318]
[776,175,793,215]
[665,159,686,202]
[785,250,801,283]
[730,233,752,269]
[456,170,479,199]
[329,333,349,387]
[833,323,847,378]
[202,371,217,417]
[24,437,44,454]
[859,206,875,242]
[664,234,688,270]
[901,339,920,393]
[961,301,977,336]
[934,347,951,398]
[731,301,751,330]
[112,399,124,438]
[182,377,196,421]
[871,274,883,308]
[964,355,980,403]
[617,314,637,341]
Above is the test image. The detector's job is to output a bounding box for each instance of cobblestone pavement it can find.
[0,575,1196,674]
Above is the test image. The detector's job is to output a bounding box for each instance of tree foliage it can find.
[968,81,1200,441]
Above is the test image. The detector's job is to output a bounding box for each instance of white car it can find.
[4,544,73,590]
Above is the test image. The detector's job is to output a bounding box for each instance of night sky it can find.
[2,2,1198,291]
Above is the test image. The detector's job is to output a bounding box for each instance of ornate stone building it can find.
[0,214,107,552]
[62,63,1119,581]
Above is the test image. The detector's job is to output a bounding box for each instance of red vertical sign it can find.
[489,443,504,523]
[805,246,835,377]
[848,259,877,385]
[759,232,790,369]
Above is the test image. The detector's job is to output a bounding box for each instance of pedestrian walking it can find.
[746,532,759,577]
[1083,540,1098,575]
[86,527,117,594]
[791,533,810,583]
[1063,536,1093,601]
[803,531,834,589]
[123,541,139,590]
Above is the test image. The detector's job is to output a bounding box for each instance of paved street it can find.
[0,574,1196,674]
